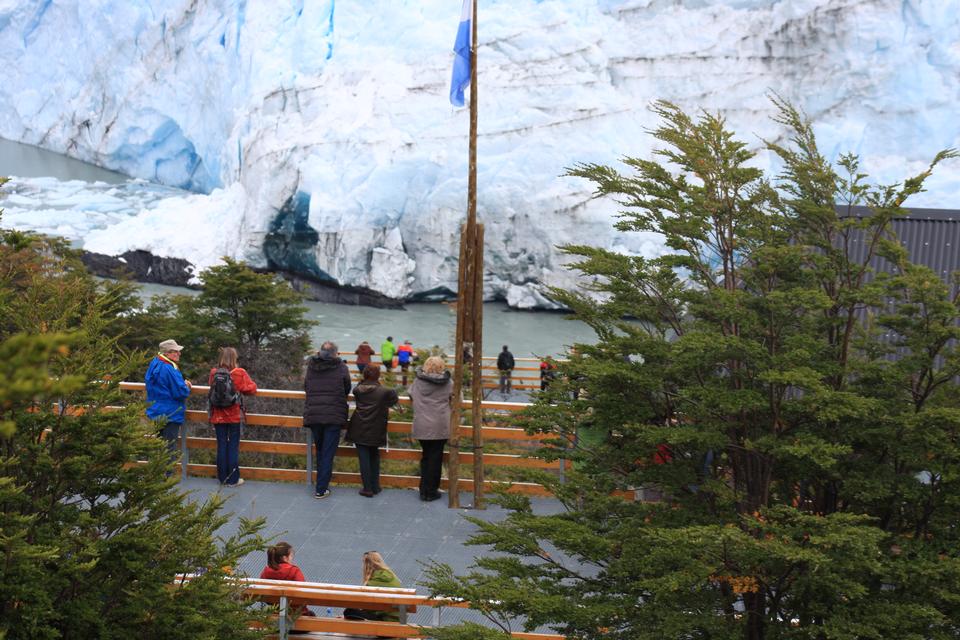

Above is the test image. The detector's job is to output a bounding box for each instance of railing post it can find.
[180,422,188,482]
[305,428,314,492]
[432,606,442,626]
[278,595,289,640]
[558,457,565,485]
[398,605,408,624]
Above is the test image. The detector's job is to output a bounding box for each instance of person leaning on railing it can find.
[346,364,399,497]
[303,341,352,500]
[408,356,453,502]
[208,346,257,487]
[145,338,192,467]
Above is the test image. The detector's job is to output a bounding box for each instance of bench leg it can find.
[278,596,288,640]
[398,605,408,624]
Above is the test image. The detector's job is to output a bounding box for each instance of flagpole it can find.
[466,0,487,510]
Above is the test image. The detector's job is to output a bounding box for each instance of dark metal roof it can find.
[840,206,960,285]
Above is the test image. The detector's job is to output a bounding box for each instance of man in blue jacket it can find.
[145,339,193,461]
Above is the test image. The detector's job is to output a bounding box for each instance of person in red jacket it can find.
[208,346,257,487]
[260,542,316,624]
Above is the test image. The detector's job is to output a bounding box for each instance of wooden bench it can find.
[234,577,563,640]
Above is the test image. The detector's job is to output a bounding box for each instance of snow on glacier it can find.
[0,0,958,306]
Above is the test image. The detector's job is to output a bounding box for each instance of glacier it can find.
[0,0,958,307]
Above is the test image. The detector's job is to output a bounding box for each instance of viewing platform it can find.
[183,476,565,638]
[120,354,595,636]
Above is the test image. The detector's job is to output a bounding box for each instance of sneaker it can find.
[314,489,331,499]
[225,478,244,487]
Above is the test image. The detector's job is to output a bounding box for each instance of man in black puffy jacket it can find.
[303,341,352,499]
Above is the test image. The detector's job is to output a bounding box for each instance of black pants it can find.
[356,444,381,493]
[418,439,447,498]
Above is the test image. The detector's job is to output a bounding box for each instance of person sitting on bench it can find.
[342,551,402,621]
[260,541,316,631]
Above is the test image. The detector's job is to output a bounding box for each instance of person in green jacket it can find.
[380,336,396,372]
[342,551,403,621]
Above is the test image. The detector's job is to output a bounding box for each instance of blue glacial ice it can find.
[0,0,958,307]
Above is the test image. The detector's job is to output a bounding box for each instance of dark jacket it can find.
[145,355,191,423]
[303,353,352,426]
[347,382,399,447]
[408,369,453,440]
[497,350,515,371]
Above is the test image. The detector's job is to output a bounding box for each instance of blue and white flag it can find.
[449,0,472,107]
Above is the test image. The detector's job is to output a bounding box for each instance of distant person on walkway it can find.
[303,341,352,499]
[408,356,453,502]
[346,364,399,497]
[380,336,396,372]
[462,342,473,365]
[497,345,515,394]
[396,340,416,386]
[539,359,556,391]
[343,551,402,621]
[260,541,316,626]
[145,338,192,465]
[208,347,257,487]
[354,340,374,374]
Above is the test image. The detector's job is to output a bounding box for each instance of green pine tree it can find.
[147,258,314,383]
[423,101,960,640]
[0,216,268,639]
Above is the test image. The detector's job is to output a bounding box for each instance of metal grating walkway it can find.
[180,477,565,632]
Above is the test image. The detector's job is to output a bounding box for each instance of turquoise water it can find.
[137,281,596,359]
[0,138,127,182]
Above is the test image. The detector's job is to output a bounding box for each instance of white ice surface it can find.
[0,0,958,305]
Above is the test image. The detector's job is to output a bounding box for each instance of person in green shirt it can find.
[380,336,396,372]
[342,551,403,621]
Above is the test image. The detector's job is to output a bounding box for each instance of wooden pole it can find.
[447,224,468,509]
[471,223,485,509]
[448,0,481,509]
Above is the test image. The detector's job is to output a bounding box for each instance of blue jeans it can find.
[309,424,342,493]
[156,422,182,477]
[215,423,242,485]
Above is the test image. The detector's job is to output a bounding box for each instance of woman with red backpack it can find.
[208,346,258,487]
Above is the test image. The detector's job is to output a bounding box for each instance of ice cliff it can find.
[0,0,958,307]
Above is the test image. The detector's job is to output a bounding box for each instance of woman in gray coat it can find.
[407,356,454,501]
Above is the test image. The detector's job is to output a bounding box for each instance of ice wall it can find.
[0,0,957,307]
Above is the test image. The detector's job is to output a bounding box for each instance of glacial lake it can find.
[137,281,596,359]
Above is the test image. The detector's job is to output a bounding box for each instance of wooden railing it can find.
[340,352,560,390]
[122,382,567,496]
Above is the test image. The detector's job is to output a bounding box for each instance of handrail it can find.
[119,382,531,411]
[119,380,565,496]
